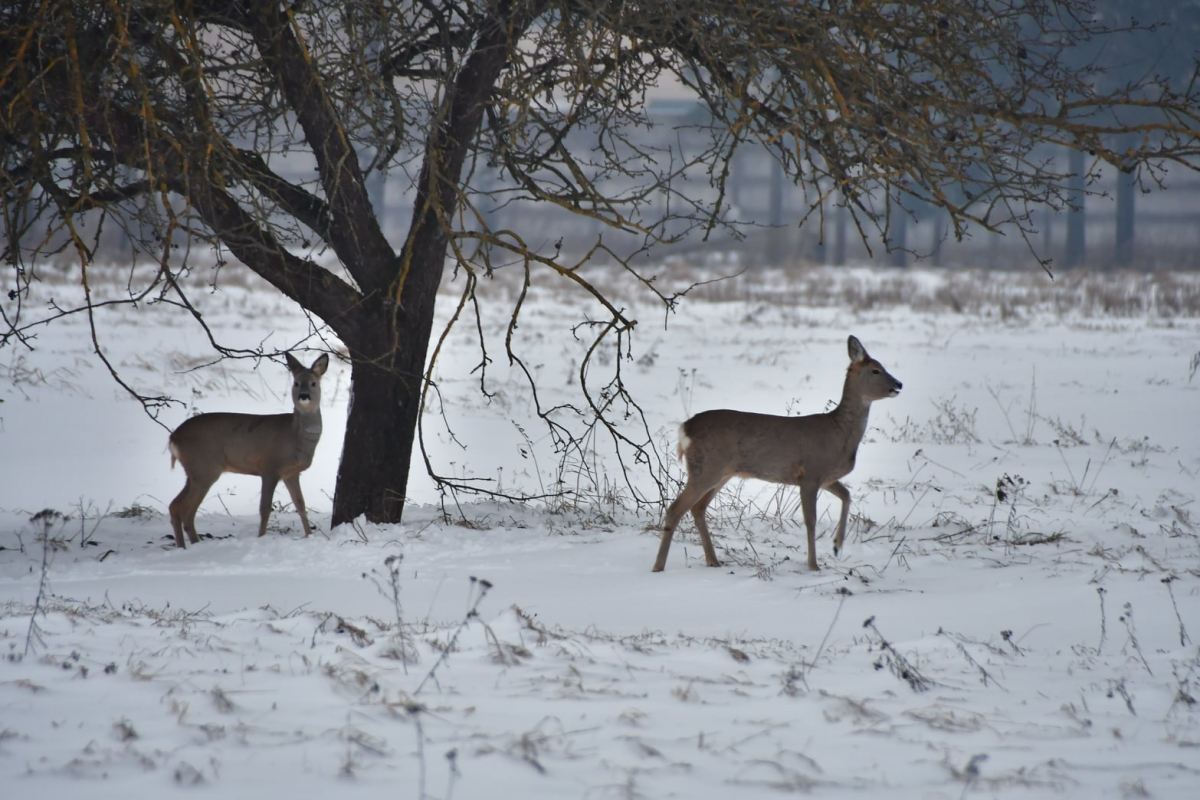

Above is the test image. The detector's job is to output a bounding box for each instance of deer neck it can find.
[829,379,873,448]
[292,408,323,444]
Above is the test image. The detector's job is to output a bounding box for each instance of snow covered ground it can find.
[2,264,1199,799]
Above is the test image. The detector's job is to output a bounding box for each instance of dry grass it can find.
[665,264,1200,319]
[20,250,1200,320]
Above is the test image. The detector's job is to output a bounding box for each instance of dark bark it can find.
[331,242,443,526]
[334,342,422,526]
[10,0,1199,531]
[330,0,543,525]
[246,4,396,293]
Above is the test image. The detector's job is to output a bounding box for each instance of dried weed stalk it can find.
[22,509,66,659]
[863,616,933,693]
[415,576,493,696]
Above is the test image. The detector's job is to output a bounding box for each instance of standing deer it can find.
[654,335,902,572]
[168,353,330,549]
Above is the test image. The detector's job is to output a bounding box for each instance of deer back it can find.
[169,413,309,476]
[168,352,329,480]
[681,409,862,486]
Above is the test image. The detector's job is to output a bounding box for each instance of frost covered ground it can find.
[2,264,1199,799]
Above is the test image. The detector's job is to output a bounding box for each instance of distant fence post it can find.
[1115,137,1135,268]
[888,197,908,268]
[768,157,785,264]
[833,198,847,266]
[730,144,744,210]
[1041,205,1053,256]
[1065,148,1085,268]
[930,206,947,267]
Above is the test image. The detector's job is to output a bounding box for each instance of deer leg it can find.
[656,477,727,571]
[655,483,704,572]
[185,476,219,545]
[258,476,279,538]
[654,488,693,572]
[283,475,313,537]
[826,480,852,556]
[171,473,217,548]
[691,482,727,568]
[799,483,821,571]
[183,491,206,544]
[168,479,192,549]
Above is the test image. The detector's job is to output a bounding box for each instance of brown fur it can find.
[654,336,902,572]
[167,353,329,549]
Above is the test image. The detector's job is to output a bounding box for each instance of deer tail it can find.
[676,423,690,464]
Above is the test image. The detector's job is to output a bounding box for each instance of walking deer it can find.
[168,353,330,549]
[654,335,902,573]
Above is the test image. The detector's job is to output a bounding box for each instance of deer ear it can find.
[311,353,329,377]
[285,352,303,373]
[847,335,867,363]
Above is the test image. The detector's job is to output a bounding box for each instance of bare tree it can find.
[3,0,1199,527]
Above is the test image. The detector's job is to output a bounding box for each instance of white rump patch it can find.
[676,424,691,462]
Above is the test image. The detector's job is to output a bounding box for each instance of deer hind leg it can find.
[655,485,700,572]
[826,480,852,557]
[799,483,821,571]
[168,479,192,549]
[655,478,726,572]
[282,475,313,538]
[170,472,218,548]
[691,481,727,568]
[258,476,280,538]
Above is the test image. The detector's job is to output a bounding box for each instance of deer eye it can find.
[872,368,881,374]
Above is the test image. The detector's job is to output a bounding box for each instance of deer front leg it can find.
[826,480,852,557]
[258,476,279,538]
[799,484,821,571]
[283,475,313,537]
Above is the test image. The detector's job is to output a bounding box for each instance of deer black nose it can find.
[895,380,903,390]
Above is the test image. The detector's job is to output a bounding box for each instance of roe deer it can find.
[168,353,330,549]
[654,335,901,573]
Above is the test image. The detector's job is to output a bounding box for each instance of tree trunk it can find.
[329,0,540,526]
[331,255,444,526]
[332,353,421,526]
